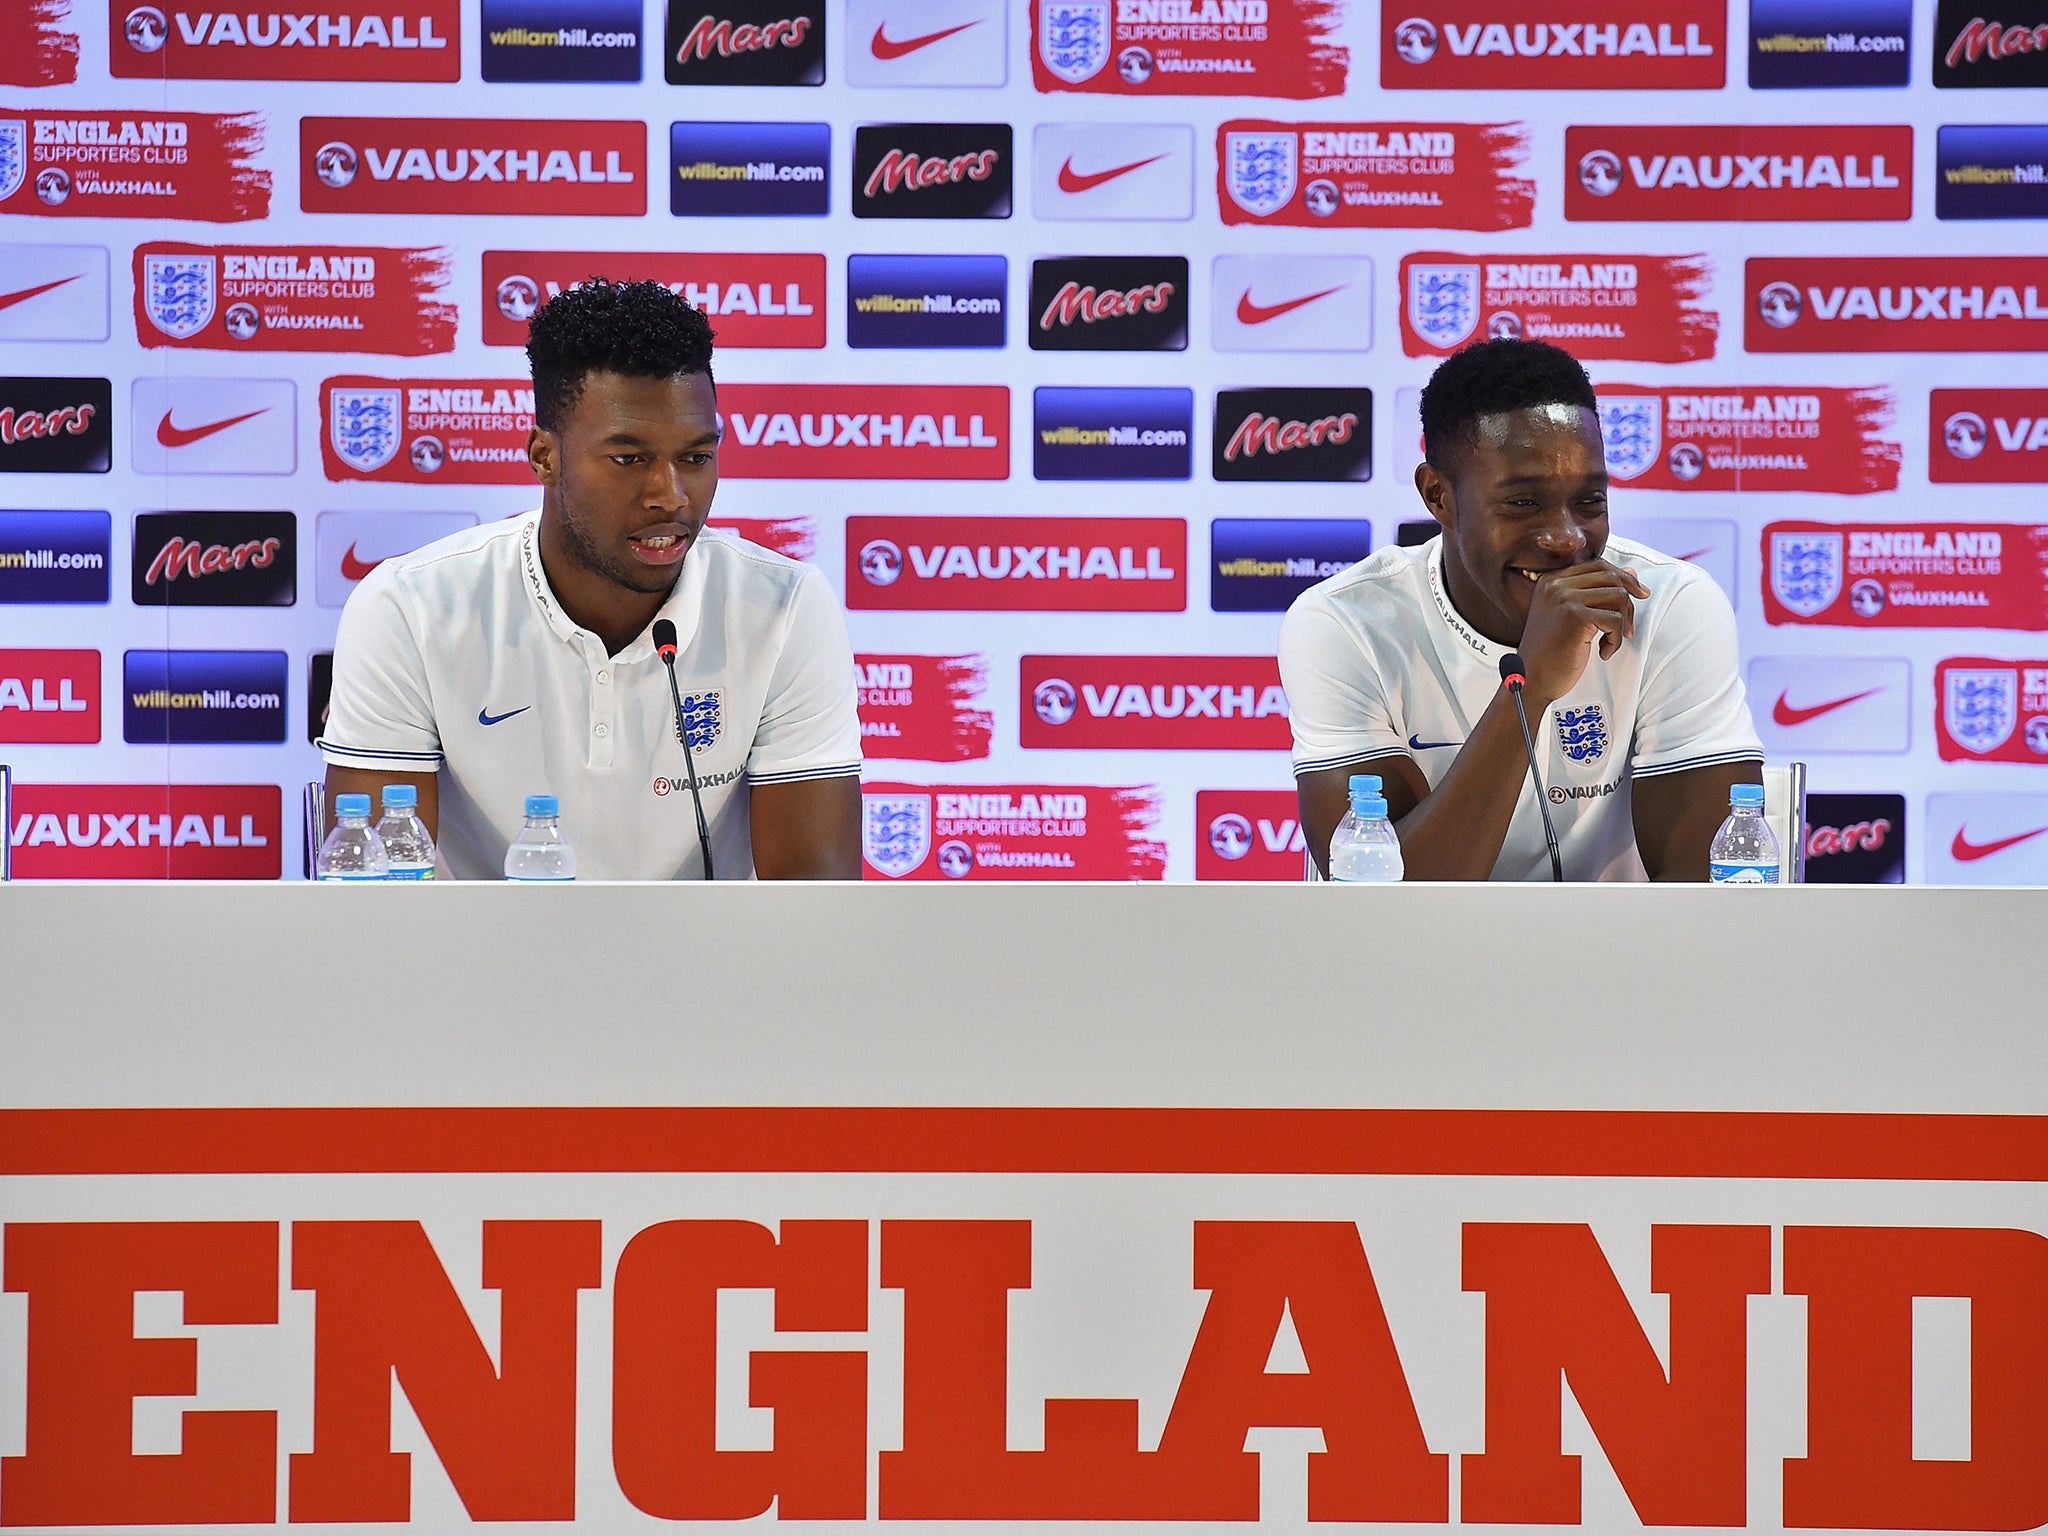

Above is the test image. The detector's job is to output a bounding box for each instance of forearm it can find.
[1391,688,1548,880]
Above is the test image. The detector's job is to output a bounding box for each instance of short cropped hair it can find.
[1420,338,1596,471]
[526,278,715,431]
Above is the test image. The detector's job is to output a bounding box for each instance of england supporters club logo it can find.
[1038,0,1108,84]
[1408,264,1480,349]
[1597,396,1662,480]
[1944,668,2018,754]
[142,255,215,339]
[863,791,932,877]
[1771,532,1844,617]
[329,388,401,473]
[1224,131,1296,218]
[0,122,26,202]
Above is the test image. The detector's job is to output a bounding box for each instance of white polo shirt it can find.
[1280,534,1762,881]
[319,512,862,880]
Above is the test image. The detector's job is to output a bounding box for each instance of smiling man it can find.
[319,279,862,879]
[1280,338,1762,881]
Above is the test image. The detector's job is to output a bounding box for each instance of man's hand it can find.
[1519,559,1651,704]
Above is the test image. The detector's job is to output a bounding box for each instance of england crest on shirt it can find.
[1770,533,1843,618]
[1597,397,1662,482]
[863,792,931,878]
[330,388,402,473]
[0,121,24,202]
[675,688,722,753]
[143,255,217,340]
[1408,265,1480,349]
[1555,703,1609,764]
[1224,132,1297,218]
[1039,0,1109,83]
[1945,668,2017,755]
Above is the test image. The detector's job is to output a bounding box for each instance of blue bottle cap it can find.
[334,793,372,818]
[1360,795,1389,819]
[1730,783,1765,809]
[525,793,559,818]
[1348,773,1383,795]
[381,784,417,809]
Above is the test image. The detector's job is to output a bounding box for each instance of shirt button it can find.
[594,723,610,737]
[596,670,610,684]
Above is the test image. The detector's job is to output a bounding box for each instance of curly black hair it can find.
[525,278,715,431]
[1419,338,1596,471]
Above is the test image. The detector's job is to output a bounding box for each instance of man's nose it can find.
[644,460,689,511]
[1534,513,1587,560]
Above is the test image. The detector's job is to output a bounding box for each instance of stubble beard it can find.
[552,482,682,598]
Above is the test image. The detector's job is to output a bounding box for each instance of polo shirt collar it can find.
[1427,539,1512,668]
[517,510,709,661]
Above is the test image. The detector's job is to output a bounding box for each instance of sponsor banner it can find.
[665,0,824,85]
[1218,119,1532,230]
[300,117,644,216]
[1031,0,1347,98]
[320,375,533,485]
[1630,517,1737,605]
[1212,387,1370,483]
[845,514,1187,612]
[5,781,281,878]
[1934,656,2048,763]
[1396,518,1438,546]
[1925,792,2048,883]
[1210,516,1373,612]
[1936,124,2048,219]
[1750,0,1912,86]
[1195,787,1308,879]
[846,253,1006,349]
[845,0,1006,87]
[855,653,993,761]
[1211,253,1372,351]
[1801,791,1906,884]
[1401,251,1716,361]
[1594,383,1899,494]
[1747,256,2048,351]
[0,648,99,744]
[132,242,455,355]
[314,508,477,607]
[717,516,816,560]
[307,649,332,744]
[483,250,825,348]
[0,376,110,474]
[1934,0,2048,87]
[1761,519,2048,630]
[1029,255,1187,351]
[0,510,111,604]
[0,109,267,222]
[1020,654,1290,750]
[130,376,296,476]
[1034,386,1192,480]
[1565,124,1911,221]
[482,0,641,80]
[0,0,80,85]
[0,244,109,340]
[1929,387,2048,482]
[852,122,1011,219]
[716,384,1007,480]
[111,0,459,79]
[1382,0,1725,89]
[860,779,1166,878]
[1748,655,1912,753]
[1032,122,1194,220]
[131,509,296,607]
[122,648,288,744]
[670,120,829,216]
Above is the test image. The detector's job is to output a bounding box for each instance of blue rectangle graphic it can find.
[671,122,831,217]
[0,510,111,604]
[1749,0,1911,87]
[1210,518,1375,613]
[847,254,1007,349]
[123,650,289,744]
[1937,125,2048,219]
[1033,387,1193,481]
[481,0,641,80]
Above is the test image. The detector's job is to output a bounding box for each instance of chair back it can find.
[1760,761,1808,884]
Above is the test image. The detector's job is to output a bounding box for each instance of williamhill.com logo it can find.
[669,120,830,215]
[481,0,640,79]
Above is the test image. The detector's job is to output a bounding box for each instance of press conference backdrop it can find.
[2,0,2046,883]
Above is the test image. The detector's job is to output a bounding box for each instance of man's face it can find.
[1418,403,1610,645]
[531,369,720,596]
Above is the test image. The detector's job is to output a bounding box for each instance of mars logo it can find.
[1800,792,1906,884]
[1936,657,2048,762]
[111,0,459,80]
[846,515,1187,612]
[1213,388,1371,483]
[1745,257,2048,352]
[1029,256,1187,351]
[299,117,644,215]
[1021,655,1290,751]
[664,0,824,84]
[1563,125,1912,222]
[0,649,99,744]
[0,376,111,474]
[1935,0,2048,86]
[131,510,295,607]
[6,782,281,878]
[1930,388,2048,482]
[1195,788,1308,880]
[480,251,824,348]
[714,384,1007,480]
[852,123,1011,219]
[1381,1,1723,88]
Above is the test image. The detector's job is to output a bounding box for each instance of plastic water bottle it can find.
[375,784,436,881]
[504,794,576,881]
[1328,773,1404,883]
[1709,783,1781,884]
[316,793,390,881]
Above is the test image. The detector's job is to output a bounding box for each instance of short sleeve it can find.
[1632,567,1764,778]
[317,567,444,772]
[1279,591,1407,776]
[746,565,862,785]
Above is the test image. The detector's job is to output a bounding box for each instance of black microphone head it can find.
[651,618,678,657]
[1500,651,1527,684]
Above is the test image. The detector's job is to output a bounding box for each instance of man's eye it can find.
[685,453,714,466]
[610,454,642,466]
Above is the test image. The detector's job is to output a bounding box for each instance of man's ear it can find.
[1414,458,1455,532]
[528,427,556,485]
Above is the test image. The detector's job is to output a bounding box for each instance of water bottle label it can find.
[386,865,435,881]
[505,875,574,882]
[316,872,385,882]
[1710,861,1779,885]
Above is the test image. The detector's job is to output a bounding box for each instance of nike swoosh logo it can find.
[1236,285,1345,325]
[1057,151,1169,195]
[1677,547,1714,562]
[1951,824,2048,862]
[0,273,83,313]
[871,17,979,58]
[156,405,269,449]
[1409,733,1460,751]
[340,542,383,582]
[1772,686,1884,728]
[478,706,531,727]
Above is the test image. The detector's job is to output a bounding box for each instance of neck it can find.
[1437,550,1520,650]
[537,506,671,657]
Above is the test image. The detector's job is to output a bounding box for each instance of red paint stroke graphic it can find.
[1761,520,2048,631]
[1033,0,1345,98]
[0,110,268,221]
[717,517,817,562]
[1219,120,1531,230]
[133,243,455,356]
[862,780,1165,881]
[1401,250,1717,361]
[320,375,534,485]
[857,654,993,762]
[0,0,79,84]
[1596,383,1899,494]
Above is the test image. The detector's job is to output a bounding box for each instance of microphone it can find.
[1500,652,1563,883]
[652,618,715,881]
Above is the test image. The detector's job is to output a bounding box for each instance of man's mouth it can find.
[628,524,692,565]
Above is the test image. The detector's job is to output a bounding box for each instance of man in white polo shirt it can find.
[1280,338,1762,881]
[320,279,862,879]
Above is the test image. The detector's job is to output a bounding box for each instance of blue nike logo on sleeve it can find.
[1408,733,1460,751]
[479,706,531,726]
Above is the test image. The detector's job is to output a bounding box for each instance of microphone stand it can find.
[1500,653,1564,883]
[653,620,715,881]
